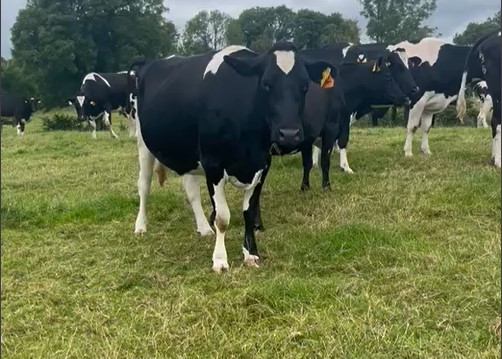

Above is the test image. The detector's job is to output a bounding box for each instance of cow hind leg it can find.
[491,110,501,168]
[89,119,97,139]
[420,112,434,155]
[104,111,119,139]
[404,105,423,157]
[182,174,214,237]
[128,114,137,138]
[252,154,270,232]
[301,143,314,191]
[134,131,156,234]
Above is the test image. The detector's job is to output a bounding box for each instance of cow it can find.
[456,30,501,167]
[67,71,137,139]
[472,80,493,128]
[0,95,41,135]
[129,42,338,272]
[393,38,472,157]
[304,44,418,172]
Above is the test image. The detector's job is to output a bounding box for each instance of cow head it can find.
[223,41,338,148]
[67,96,86,121]
[355,57,410,106]
[386,49,420,100]
[67,93,102,121]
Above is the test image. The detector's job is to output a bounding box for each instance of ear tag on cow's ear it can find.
[320,67,334,89]
[372,62,380,73]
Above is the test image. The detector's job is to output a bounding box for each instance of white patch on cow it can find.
[456,71,468,122]
[420,113,434,155]
[349,113,357,126]
[312,145,321,167]
[89,119,97,139]
[493,125,501,168]
[165,54,176,59]
[182,174,214,237]
[77,96,85,107]
[342,44,353,58]
[241,170,263,211]
[16,124,22,135]
[187,162,205,176]
[339,148,354,173]
[243,247,260,268]
[68,100,73,106]
[203,45,249,78]
[20,119,26,124]
[393,38,446,66]
[499,31,501,36]
[103,112,119,139]
[212,177,230,272]
[134,129,156,234]
[274,50,295,74]
[477,93,492,128]
[82,72,111,87]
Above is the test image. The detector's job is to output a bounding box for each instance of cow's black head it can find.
[386,48,420,100]
[67,93,102,121]
[357,57,410,106]
[223,41,338,148]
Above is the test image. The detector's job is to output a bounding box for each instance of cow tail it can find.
[456,29,500,123]
[127,58,147,96]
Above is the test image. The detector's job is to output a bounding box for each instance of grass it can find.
[1,111,500,358]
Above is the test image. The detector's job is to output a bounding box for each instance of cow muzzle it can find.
[276,128,304,147]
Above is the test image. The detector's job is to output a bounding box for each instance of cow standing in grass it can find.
[68,71,137,139]
[456,30,501,167]
[1,95,41,135]
[129,42,337,272]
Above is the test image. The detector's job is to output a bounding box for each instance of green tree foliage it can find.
[359,0,438,43]
[1,58,37,96]
[10,0,178,107]
[453,10,500,45]
[182,10,231,55]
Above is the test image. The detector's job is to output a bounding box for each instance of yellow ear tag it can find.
[320,67,334,88]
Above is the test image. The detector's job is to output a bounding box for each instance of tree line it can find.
[0,0,499,108]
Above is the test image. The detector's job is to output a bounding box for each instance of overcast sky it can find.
[1,0,499,58]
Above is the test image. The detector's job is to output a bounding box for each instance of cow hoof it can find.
[254,224,265,232]
[421,149,432,156]
[212,260,229,273]
[300,183,310,191]
[135,228,146,235]
[404,151,413,157]
[322,184,331,191]
[244,255,260,268]
[197,227,214,237]
[340,166,354,174]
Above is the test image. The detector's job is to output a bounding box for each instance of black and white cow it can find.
[303,44,418,172]
[130,43,337,272]
[0,95,41,135]
[456,30,501,167]
[472,80,493,128]
[394,38,471,156]
[67,71,136,139]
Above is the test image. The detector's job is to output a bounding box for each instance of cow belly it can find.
[424,93,456,113]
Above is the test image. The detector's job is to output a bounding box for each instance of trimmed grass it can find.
[2,113,500,358]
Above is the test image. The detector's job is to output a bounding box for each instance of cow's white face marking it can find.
[82,72,111,87]
[274,50,295,74]
[203,45,249,78]
[77,96,85,107]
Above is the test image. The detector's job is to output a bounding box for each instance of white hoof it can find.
[197,226,215,237]
[244,254,260,268]
[340,166,354,174]
[135,220,147,235]
[404,151,413,157]
[421,148,432,156]
[212,259,229,273]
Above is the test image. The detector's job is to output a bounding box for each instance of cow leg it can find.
[337,114,353,174]
[390,106,397,125]
[89,119,97,139]
[312,145,321,167]
[371,111,379,127]
[103,109,119,139]
[478,96,492,128]
[252,154,270,232]
[420,112,434,155]
[301,143,314,191]
[404,103,424,157]
[491,105,501,168]
[128,114,137,138]
[134,130,155,234]
[182,174,214,237]
[320,124,339,189]
[242,170,266,268]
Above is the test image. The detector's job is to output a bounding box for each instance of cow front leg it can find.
[420,112,434,155]
[103,110,119,139]
[491,108,501,168]
[134,130,155,234]
[337,114,353,174]
[242,170,265,268]
[301,143,314,191]
[206,170,230,272]
[88,119,97,139]
[252,154,270,231]
[182,174,214,237]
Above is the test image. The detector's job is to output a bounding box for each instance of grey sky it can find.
[2,0,499,58]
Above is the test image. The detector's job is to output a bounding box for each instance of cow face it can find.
[223,42,338,148]
[67,94,102,121]
[386,49,420,100]
[363,57,410,106]
[67,96,85,121]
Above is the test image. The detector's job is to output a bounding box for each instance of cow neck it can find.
[339,63,367,112]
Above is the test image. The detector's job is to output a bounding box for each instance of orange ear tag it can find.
[320,68,334,88]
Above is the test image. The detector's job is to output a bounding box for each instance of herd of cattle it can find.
[1,31,500,272]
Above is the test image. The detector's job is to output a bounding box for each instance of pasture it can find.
[1,112,500,358]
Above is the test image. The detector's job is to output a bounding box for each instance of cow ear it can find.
[305,60,338,88]
[223,54,263,77]
[372,57,384,73]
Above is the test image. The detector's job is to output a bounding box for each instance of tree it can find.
[359,0,438,43]
[0,58,37,96]
[10,0,178,107]
[453,10,500,45]
[182,10,231,55]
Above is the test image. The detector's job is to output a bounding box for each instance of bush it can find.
[41,113,86,131]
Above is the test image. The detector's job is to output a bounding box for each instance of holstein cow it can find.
[304,44,418,172]
[456,30,501,167]
[0,95,41,135]
[472,80,493,128]
[393,38,471,157]
[129,42,337,272]
[67,71,136,139]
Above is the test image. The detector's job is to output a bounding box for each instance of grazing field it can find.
[1,113,500,358]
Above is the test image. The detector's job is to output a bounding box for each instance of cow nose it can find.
[278,128,303,146]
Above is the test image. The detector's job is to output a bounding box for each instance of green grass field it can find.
[2,112,501,358]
